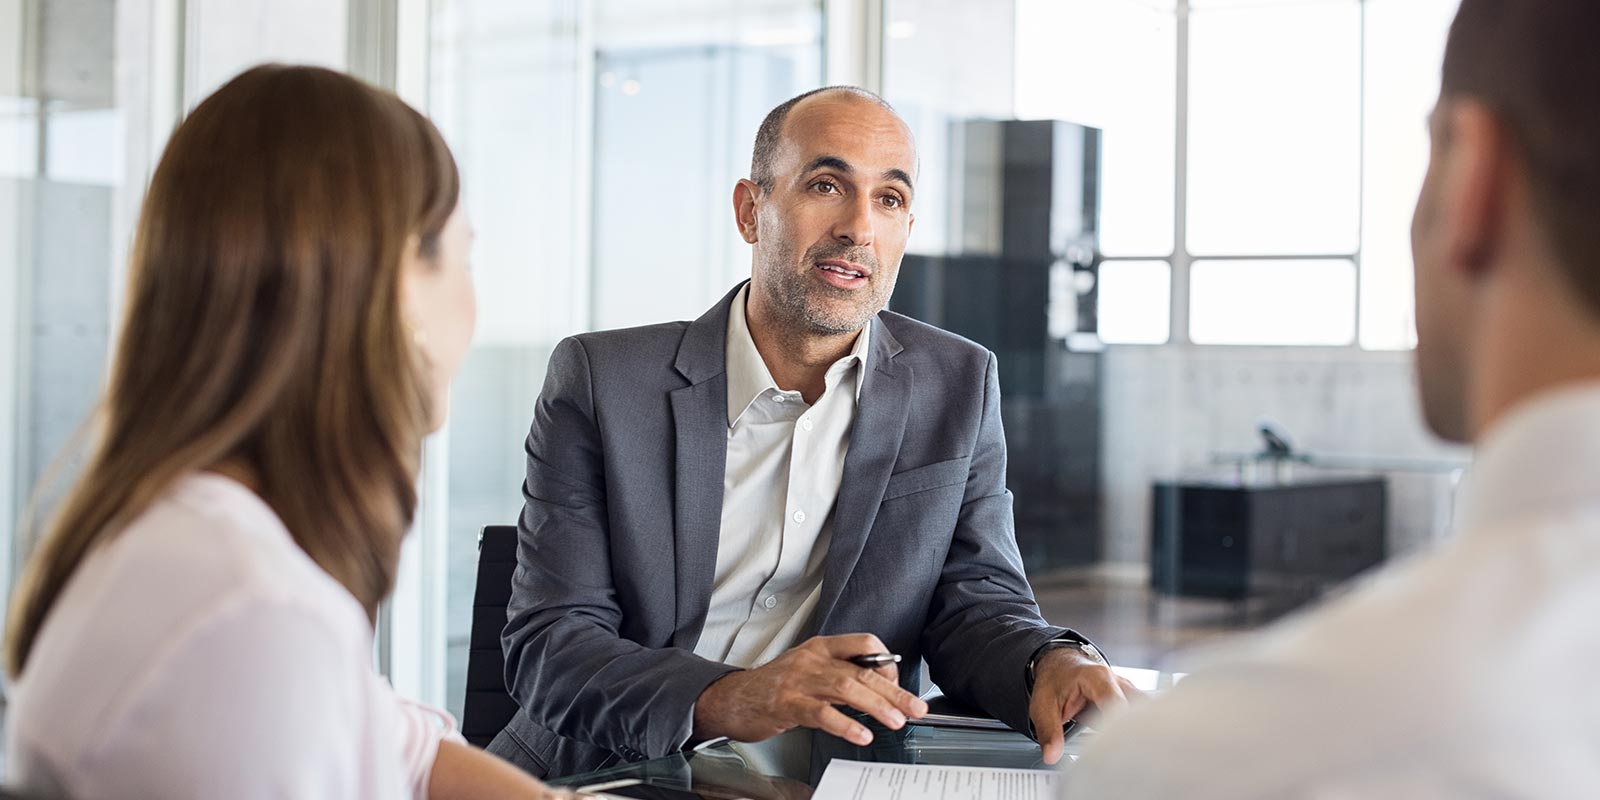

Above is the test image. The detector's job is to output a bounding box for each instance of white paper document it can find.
[813,760,1060,800]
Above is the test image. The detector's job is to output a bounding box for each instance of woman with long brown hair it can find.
[4,65,565,798]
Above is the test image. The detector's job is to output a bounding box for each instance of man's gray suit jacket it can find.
[488,282,1083,778]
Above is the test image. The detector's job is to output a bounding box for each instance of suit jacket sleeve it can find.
[919,350,1086,737]
[501,336,739,760]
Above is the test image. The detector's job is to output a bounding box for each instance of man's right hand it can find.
[691,634,929,746]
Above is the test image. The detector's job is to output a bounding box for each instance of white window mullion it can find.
[824,0,885,91]
[1352,0,1368,349]
[1171,0,1192,346]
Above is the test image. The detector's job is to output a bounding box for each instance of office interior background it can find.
[0,0,1468,723]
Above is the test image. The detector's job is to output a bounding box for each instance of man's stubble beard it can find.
[757,239,894,338]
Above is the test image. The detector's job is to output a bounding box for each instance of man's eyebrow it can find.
[882,168,914,193]
[801,155,853,175]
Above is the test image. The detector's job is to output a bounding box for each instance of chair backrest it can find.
[461,524,521,748]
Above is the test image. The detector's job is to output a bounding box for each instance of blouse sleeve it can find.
[374,674,466,799]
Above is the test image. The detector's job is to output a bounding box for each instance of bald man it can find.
[491,87,1134,780]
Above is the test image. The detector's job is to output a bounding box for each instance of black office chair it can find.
[461,524,522,748]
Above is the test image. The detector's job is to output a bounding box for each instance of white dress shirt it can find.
[1066,382,1600,799]
[692,284,868,669]
[690,285,867,775]
[6,473,461,800]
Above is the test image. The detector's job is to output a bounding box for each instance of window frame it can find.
[1094,0,1382,350]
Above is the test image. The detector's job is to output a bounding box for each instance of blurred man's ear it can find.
[1437,100,1514,279]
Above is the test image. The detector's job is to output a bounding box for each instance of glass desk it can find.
[549,725,1089,799]
[549,667,1174,799]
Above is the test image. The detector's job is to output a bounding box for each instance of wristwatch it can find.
[1026,638,1106,692]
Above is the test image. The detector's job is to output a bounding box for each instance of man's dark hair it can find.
[749,86,896,190]
[1441,0,1600,311]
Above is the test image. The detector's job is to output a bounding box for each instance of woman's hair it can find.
[5,64,460,676]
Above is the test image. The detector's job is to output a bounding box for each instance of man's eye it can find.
[813,181,839,194]
[881,194,902,209]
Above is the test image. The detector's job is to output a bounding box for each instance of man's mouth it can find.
[815,259,871,289]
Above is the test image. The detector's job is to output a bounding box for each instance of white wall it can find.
[1100,345,1470,567]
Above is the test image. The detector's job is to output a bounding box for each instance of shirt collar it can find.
[1453,380,1600,534]
[724,284,871,427]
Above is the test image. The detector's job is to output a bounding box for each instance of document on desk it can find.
[813,760,1060,800]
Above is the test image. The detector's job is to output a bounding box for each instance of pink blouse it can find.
[6,473,461,799]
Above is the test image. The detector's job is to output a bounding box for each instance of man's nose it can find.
[831,195,875,248]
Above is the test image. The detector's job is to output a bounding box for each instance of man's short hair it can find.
[749,86,896,190]
[1442,0,1600,312]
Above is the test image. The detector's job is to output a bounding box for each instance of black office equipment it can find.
[462,524,521,748]
[1151,477,1387,602]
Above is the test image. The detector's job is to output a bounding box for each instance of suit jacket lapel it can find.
[667,283,743,649]
[807,315,911,636]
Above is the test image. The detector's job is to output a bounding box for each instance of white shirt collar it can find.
[1453,380,1600,534]
[725,284,870,427]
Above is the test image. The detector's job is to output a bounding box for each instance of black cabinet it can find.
[1150,478,1387,600]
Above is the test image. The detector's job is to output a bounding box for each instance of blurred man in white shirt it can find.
[1067,0,1600,796]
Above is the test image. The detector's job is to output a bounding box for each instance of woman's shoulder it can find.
[18,470,374,680]
[14,472,372,701]
[129,472,368,617]
[31,470,368,639]
[8,473,381,795]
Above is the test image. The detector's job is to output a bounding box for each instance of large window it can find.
[1016,0,1459,349]
[1187,0,1361,258]
[1015,0,1175,260]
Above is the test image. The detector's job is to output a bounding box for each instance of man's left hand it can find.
[1028,647,1146,765]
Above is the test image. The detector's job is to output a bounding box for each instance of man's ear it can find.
[1439,100,1514,278]
[733,179,762,245]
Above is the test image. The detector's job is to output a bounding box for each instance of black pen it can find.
[849,652,902,668]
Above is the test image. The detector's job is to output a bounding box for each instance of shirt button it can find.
[763,596,778,610]
[792,510,806,524]
[800,418,814,431]
[773,394,787,404]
